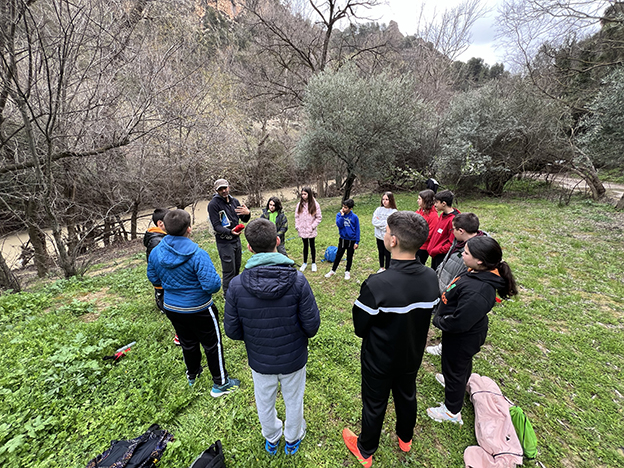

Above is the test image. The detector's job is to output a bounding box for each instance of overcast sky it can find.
[371,0,505,66]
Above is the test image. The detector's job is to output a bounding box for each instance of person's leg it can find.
[154,287,164,312]
[392,372,417,445]
[164,309,202,378]
[376,238,385,268]
[277,235,287,256]
[430,254,444,270]
[251,370,282,444]
[332,239,346,271]
[195,304,229,386]
[416,249,429,265]
[384,247,391,269]
[309,237,316,263]
[302,238,309,263]
[280,366,307,443]
[345,242,355,272]
[233,240,242,277]
[358,367,392,458]
[217,242,236,296]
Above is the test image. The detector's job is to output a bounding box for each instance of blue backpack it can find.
[324,246,338,262]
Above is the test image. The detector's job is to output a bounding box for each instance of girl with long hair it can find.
[371,192,397,272]
[415,189,438,265]
[260,197,289,256]
[427,236,518,425]
[294,187,322,272]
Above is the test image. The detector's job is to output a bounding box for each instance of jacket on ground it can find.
[207,193,251,243]
[224,252,320,375]
[427,209,460,258]
[294,201,322,238]
[147,235,221,313]
[143,227,167,261]
[336,211,360,243]
[353,259,440,376]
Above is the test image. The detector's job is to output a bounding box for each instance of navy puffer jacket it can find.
[224,260,320,375]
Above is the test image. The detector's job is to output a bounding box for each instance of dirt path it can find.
[524,172,624,200]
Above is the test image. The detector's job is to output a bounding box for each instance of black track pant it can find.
[332,238,355,272]
[302,237,316,263]
[358,368,417,458]
[441,328,487,414]
[376,238,391,269]
[165,304,228,385]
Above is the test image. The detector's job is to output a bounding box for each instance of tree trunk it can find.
[342,172,357,202]
[25,198,50,277]
[0,251,21,292]
[616,193,624,211]
[130,200,139,239]
[316,174,326,198]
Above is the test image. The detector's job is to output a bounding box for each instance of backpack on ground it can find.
[188,440,226,468]
[86,424,174,468]
[323,246,338,262]
[509,405,537,459]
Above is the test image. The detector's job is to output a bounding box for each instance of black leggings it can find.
[302,237,316,263]
[376,238,391,269]
[333,238,355,272]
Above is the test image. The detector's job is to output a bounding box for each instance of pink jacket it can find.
[295,201,322,238]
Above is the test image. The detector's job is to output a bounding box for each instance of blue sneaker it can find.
[285,430,306,455]
[265,439,279,455]
[210,377,240,398]
[187,366,203,387]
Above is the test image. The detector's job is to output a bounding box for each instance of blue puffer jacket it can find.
[147,236,221,313]
[224,253,320,375]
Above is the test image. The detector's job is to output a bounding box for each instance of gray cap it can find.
[214,179,229,191]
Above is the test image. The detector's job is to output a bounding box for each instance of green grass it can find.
[1,186,623,467]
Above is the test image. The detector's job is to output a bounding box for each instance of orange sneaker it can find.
[398,437,412,452]
[342,428,372,467]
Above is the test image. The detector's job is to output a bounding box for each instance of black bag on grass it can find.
[188,440,226,468]
[86,424,174,468]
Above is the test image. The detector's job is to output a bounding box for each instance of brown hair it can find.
[381,192,397,210]
[297,187,317,216]
[418,189,435,214]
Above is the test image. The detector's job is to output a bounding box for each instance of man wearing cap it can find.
[208,179,251,296]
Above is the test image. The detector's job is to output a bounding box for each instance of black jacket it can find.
[224,255,320,375]
[353,259,440,376]
[207,194,251,243]
[433,269,505,335]
[143,228,167,261]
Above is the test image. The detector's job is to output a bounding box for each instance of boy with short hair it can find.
[343,211,440,467]
[427,190,460,270]
[147,209,239,396]
[144,208,168,312]
[426,212,487,356]
[325,199,360,280]
[224,218,320,455]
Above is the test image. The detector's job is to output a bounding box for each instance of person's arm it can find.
[371,208,385,229]
[196,251,222,295]
[354,214,360,244]
[277,212,288,237]
[297,276,320,338]
[146,255,161,287]
[208,200,233,236]
[433,289,491,333]
[234,198,251,223]
[312,202,322,229]
[224,286,243,341]
[335,211,344,228]
[352,282,377,338]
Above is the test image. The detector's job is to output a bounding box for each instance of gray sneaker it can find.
[426,343,442,356]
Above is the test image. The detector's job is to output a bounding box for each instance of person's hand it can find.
[231,229,242,236]
[236,204,250,216]
[354,243,359,250]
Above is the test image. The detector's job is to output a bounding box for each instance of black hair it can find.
[453,213,479,234]
[418,189,435,214]
[152,208,168,225]
[163,209,191,237]
[466,236,518,299]
[387,211,428,253]
[266,197,282,212]
[434,190,454,206]
[381,192,397,210]
[245,218,277,253]
[297,187,317,216]
[343,199,355,209]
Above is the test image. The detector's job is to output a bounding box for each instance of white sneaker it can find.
[324,270,335,278]
[344,271,351,280]
[377,268,385,273]
[311,263,317,272]
[426,343,443,356]
[435,373,446,387]
[426,403,463,425]
[299,263,307,272]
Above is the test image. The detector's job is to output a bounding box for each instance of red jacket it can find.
[416,208,439,251]
[427,209,460,258]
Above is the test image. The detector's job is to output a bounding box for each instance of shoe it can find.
[342,428,372,467]
[435,373,446,387]
[299,263,307,272]
[324,270,335,278]
[426,403,463,425]
[426,343,443,356]
[398,437,412,452]
[311,263,317,272]
[344,271,351,280]
[376,268,385,273]
[187,366,203,387]
[210,377,240,398]
[285,429,305,455]
[173,334,181,346]
[265,439,279,455]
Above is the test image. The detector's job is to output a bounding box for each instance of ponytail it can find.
[466,236,518,300]
[496,260,518,299]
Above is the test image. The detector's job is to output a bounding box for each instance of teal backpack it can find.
[510,406,538,459]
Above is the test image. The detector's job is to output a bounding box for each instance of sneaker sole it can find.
[426,409,463,425]
[210,387,238,398]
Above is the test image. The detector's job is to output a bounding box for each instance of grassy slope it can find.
[1,182,623,468]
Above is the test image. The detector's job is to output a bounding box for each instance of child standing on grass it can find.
[428,190,460,270]
[372,192,397,272]
[147,209,239,395]
[415,189,438,266]
[294,187,322,272]
[427,236,517,425]
[260,197,288,256]
[224,218,320,456]
[325,199,360,280]
[343,211,440,467]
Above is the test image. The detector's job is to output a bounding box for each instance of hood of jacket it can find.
[157,236,198,269]
[241,253,297,300]
[466,268,506,291]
